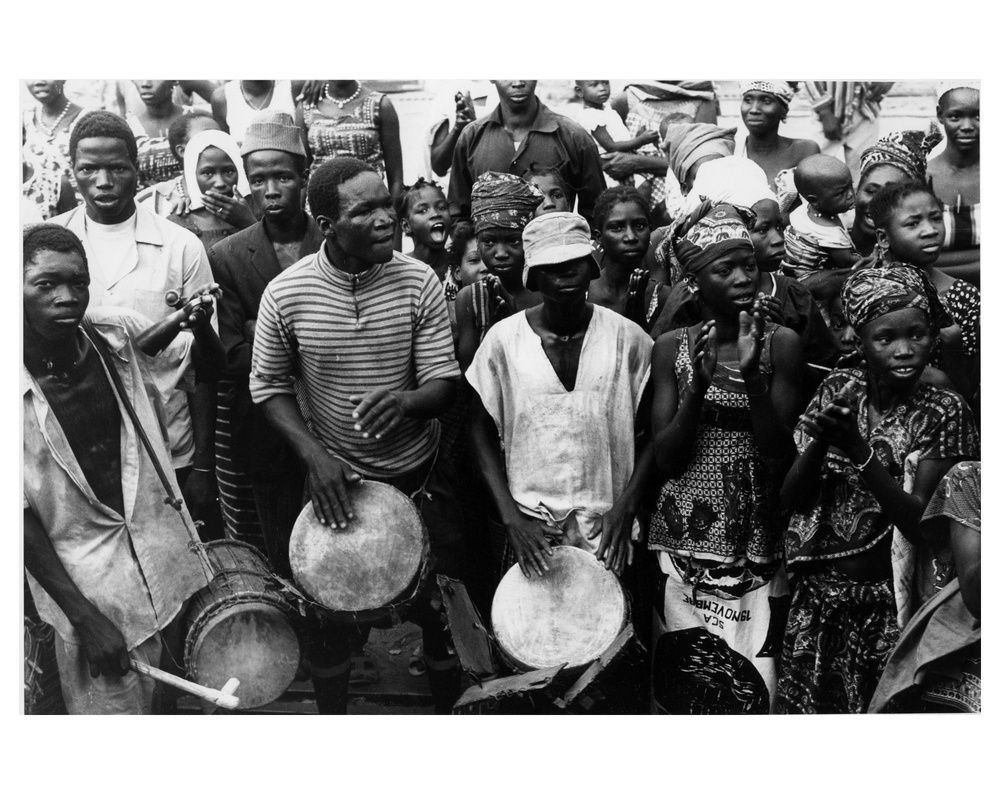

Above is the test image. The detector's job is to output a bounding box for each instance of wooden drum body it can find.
[183,541,300,709]
[289,480,428,625]
[491,546,627,672]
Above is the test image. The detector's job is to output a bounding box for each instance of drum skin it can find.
[491,546,626,671]
[184,541,299,709]
[289,480,426,612]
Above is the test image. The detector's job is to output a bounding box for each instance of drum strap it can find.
[82,320,215,580]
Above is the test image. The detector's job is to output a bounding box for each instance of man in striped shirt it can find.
[250,156,463,713]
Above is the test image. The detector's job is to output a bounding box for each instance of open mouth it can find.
[428,222,447,243]
[890,366,918,379]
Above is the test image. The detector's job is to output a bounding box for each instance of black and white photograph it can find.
[11,5,993,796]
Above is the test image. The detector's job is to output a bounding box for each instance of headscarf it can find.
[739,81,795,107]
[859,124,943,182]
[690,156,777,209]
[841,262,952,331]
[660,123,737,187]
[470,171,543,234]
[184,129,250,211]
[936,80,980,102]
[672,201,754,277]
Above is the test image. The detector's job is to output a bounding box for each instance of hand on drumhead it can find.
[504,512,554,579]
[304,450,361,528]
[349,388,408,441]
[77,605,130,678]
[591,505,635,576]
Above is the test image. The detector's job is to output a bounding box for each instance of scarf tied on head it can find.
[739,81,796,107]
[859,124,943,182]
[672,201,755,277]
[660,123,737,187]
[841,262,952,331]
[470,171,543,233]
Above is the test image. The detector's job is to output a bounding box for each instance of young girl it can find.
[442,222,484,333]
[588,186,655,330]
[869,181,980,406]
[648,203,804,714]
[400,178,452,283]
[454,172,544,373]
[525,164,571,217]
[22,80,84,219]
[926,82,980,283]
[167,129,253,250]
[776,266,979,714]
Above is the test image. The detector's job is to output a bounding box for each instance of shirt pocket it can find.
[132,288,173,323]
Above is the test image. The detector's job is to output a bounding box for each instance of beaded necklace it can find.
[37,98,71,141]
[323,81,362,109]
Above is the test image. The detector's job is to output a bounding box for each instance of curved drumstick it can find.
[129,658,241,710]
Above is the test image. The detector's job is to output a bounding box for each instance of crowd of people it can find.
[22,79,981,715]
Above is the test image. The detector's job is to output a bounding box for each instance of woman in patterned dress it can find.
[22,80,83,219]
[647,202,804,714]
[776,266,979,714]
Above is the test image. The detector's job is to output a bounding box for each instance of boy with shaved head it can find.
[780,154,860,301]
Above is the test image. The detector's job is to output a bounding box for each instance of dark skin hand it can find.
[24,507,129,678]
[200,190,258,230]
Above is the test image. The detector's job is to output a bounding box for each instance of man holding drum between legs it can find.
[250,156,464,714]
[467,211,656,579]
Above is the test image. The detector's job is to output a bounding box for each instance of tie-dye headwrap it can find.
[739,81,796,107]
[660,123,737,187]
[470,171,543,233]
[859,124,943,182]
[672,201,755,276]
[841,262,952,331]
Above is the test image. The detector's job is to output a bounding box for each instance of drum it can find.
[491,546,627,672]
[289,480,428,625]
[183,540,300,709]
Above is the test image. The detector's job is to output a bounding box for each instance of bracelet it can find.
[745,382,770,397]
[853,447,876,471]
[193,467,214,474]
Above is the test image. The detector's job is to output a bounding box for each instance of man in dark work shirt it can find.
[22,224,224,714]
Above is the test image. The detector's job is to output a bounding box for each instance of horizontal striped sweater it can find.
[250,246,460,478]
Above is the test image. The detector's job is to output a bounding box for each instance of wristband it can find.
[853,447,876,471]
[193,467,214,474]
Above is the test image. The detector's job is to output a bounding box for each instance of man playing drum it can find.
[22,224,223,714]
[250,156,465,714]
[467,211,656,579]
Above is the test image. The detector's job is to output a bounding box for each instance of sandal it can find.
[408,645,427,677]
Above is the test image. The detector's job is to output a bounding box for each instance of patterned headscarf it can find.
[739,81,796,107]
[660,123,737,187]
[859,124,943,182]
[841,262,952,331]
[672,201,755,277]
[470,171,543,234]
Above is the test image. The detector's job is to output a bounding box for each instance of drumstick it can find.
[129,659,241,710]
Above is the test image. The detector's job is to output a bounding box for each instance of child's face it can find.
[938,88,979,152]
[598,200,650,266]
[811,170,855,216]
[860,307,933,391]
[529,174,570,216]
[134,80,174,107]
[854,164,908,236]
[196,146,238,197]
[827,296,857,356]
[403,187,451,249]
[877,192,945,268]
[748,200,784,271]
[576,80,611,108]
[459,239,486,286]
[478,227,525,282]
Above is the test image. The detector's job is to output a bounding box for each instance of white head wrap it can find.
[936,80,980,102]
[690,156,777,209]
[183,129,251,211]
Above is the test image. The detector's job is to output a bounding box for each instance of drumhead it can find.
[289,480,426,612]
[491,546,626,671]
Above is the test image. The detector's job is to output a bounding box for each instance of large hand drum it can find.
[289,480,429,625]
[491,546,627,672]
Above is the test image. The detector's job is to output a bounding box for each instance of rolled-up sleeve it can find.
[249,287,297,404]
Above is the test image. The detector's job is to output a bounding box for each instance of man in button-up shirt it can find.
[23,224,223,713]
[448,80,606,225]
